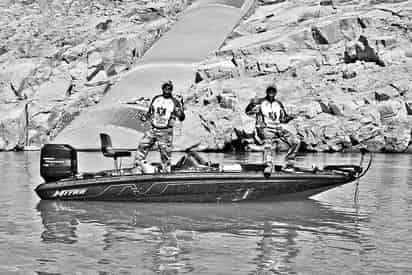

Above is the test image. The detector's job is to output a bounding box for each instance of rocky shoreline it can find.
[1,0,412,153]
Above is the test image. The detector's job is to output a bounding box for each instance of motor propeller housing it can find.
[40,144,78,182]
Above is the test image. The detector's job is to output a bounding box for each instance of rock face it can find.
[0,103,28,151]
[1,0,412,153]
[0,0,188,150]
[184,0,412,152]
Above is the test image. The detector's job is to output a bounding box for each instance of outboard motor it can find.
[40,144,78,182]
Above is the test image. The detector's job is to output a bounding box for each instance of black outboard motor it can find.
[40,144,78,182]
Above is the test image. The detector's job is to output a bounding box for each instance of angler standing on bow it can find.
[245,84,300,165]
[135,81,185,172]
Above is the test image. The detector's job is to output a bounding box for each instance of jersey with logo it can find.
[260,99,283,128]
[149,95,178,129]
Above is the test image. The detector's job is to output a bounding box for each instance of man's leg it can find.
[281,128,300,161]
[135,128,156,165]
[156,128,173,173]
[260,128,277,165]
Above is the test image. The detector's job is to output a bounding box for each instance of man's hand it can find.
[245,98,262,116]
[140,113,148,122]
[174,94,185,122]
[175,94,184,109]
[281,114,294,123]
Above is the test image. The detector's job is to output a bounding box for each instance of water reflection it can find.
[254,221,299,274]
[36,200,367,274]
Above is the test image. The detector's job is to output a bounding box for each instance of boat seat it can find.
[100,133,131,172]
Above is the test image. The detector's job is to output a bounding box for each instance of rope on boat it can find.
[354,151,373,180]
[354,149,373,202]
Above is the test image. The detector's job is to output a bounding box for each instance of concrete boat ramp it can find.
[54,0,254,151]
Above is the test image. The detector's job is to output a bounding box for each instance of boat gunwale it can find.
[35,169,354,191]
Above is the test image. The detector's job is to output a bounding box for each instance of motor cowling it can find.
[40,144,78,182]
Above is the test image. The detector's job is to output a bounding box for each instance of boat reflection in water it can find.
[36,200,366,274]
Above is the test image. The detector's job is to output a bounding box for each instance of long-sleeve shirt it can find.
[147,95,185,129]
[245,97,289,128]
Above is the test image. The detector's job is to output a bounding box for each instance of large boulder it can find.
[197,58,239,81]
[383,124,411,152]
[344,35,385,66]
[357,105,381,125]
[254,52,320,74]
[175,103,249,151]
[328,99,358,117]
[0,103,28,151]
[61,43,87,62]
[86,70,109,87]
[35,66,72,101]
[68,61,88,84]
[288,100,323,119]
[294,113,342,151]
[311,17,361,45]
[375,87,399,101]
[0,80,16,103]
[362,135,386,152]
[377,99,407,123]
[89,35,145,69]
[0,59,39,98]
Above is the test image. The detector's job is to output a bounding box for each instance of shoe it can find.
[285,153,296,161]
[130,166,143,174]
[285,159,296,167]
[263,166,272,178]
[282,167,295,173]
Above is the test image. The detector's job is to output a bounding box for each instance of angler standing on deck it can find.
[135,81,185,172]
[245,84,300,165]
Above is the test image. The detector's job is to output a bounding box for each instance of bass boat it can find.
[35,134,372,202]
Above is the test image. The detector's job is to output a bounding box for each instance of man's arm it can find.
[245,98,263,116]
[277,100,293,123]
[141,96,157,122]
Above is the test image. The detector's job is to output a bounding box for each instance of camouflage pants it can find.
[135,127,173,172]
[257,126,300,162]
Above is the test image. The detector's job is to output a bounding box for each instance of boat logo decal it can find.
[52,188,87,197]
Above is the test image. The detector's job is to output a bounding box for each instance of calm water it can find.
[1,151,412,274]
